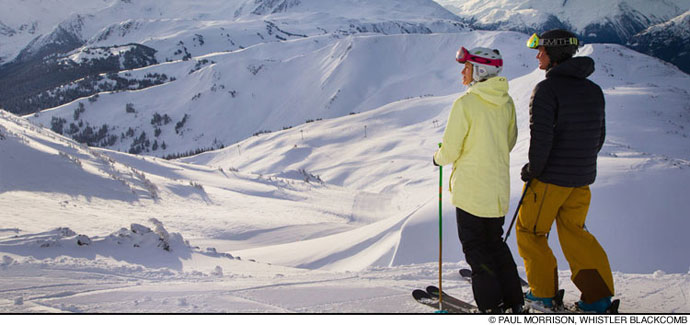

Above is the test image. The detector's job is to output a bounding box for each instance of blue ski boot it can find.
[577,297,613,313]
[525,291,554,308]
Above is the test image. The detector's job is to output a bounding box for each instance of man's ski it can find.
[425,285,478,313]
[459,268,528,287]
[412,289,470,313]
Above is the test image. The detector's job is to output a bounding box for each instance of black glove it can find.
[433,156,440,167]
[521,163,532,182]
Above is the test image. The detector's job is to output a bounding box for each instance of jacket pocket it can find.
[448,164,457,192]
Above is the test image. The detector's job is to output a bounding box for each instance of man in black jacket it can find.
[517,29,615,313]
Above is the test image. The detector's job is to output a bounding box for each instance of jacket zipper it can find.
[533,183,549,235]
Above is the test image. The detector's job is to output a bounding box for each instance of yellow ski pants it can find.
[516,179,614,303]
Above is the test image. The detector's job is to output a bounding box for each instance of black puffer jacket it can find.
[527,56,606,187]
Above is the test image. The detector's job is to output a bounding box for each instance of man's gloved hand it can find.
[521,163,532,182]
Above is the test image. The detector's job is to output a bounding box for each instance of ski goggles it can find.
[455,47,503,67]
[526,33,579,49]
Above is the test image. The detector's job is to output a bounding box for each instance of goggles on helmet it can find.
[456,47,503,67]
[526,33,579,49]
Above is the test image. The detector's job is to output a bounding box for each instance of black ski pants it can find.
[456,207,524,311]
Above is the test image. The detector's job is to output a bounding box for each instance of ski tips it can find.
[412,289,432,300]
[426,285,439,297]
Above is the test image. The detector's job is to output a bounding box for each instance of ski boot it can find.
[577,297,620,313]
[525,290,564,311]
[525,291,554,307]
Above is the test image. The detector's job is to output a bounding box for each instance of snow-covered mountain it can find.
[0,0,465,116]
[2,26,690,312]
[0,0,112,65]
[436,0,689,41]
[28,31,512,159]
[7,0,462,65]
[628,10,690,74]
[435,0,690,73]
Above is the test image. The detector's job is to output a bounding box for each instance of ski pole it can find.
[437,143,443,312]
[504,179,532,243]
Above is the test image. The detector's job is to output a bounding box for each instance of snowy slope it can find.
[2,34,690,310]
[1,109,367,242]
[0,0,466,118]
[31,31,523,159]
[181,41,690,275]
[3,0,469,128]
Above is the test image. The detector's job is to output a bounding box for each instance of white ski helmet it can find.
[456,47,503,83]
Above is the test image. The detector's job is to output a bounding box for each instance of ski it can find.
[458,268,620,313]
[459,268,528,287]
[412,289,471,313]
[412,289,442,311]
[425,285,478,313]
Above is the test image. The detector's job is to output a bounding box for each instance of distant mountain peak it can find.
[251,0,302,15]
[628,9,690,72]
[437,0,688,40]
[435,0,690,72]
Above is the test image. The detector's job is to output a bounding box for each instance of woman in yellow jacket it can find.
[433,47,522,313]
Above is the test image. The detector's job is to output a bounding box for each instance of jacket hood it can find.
[467,76,511,106]
[547,56,595,79]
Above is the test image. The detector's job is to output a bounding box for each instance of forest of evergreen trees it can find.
[0,43,161,116]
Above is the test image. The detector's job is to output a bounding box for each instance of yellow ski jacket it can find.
[433,76,517,217]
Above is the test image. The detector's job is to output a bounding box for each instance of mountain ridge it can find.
[436,0,690,73]
[0,0,467,116]
[628,10,690,74]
